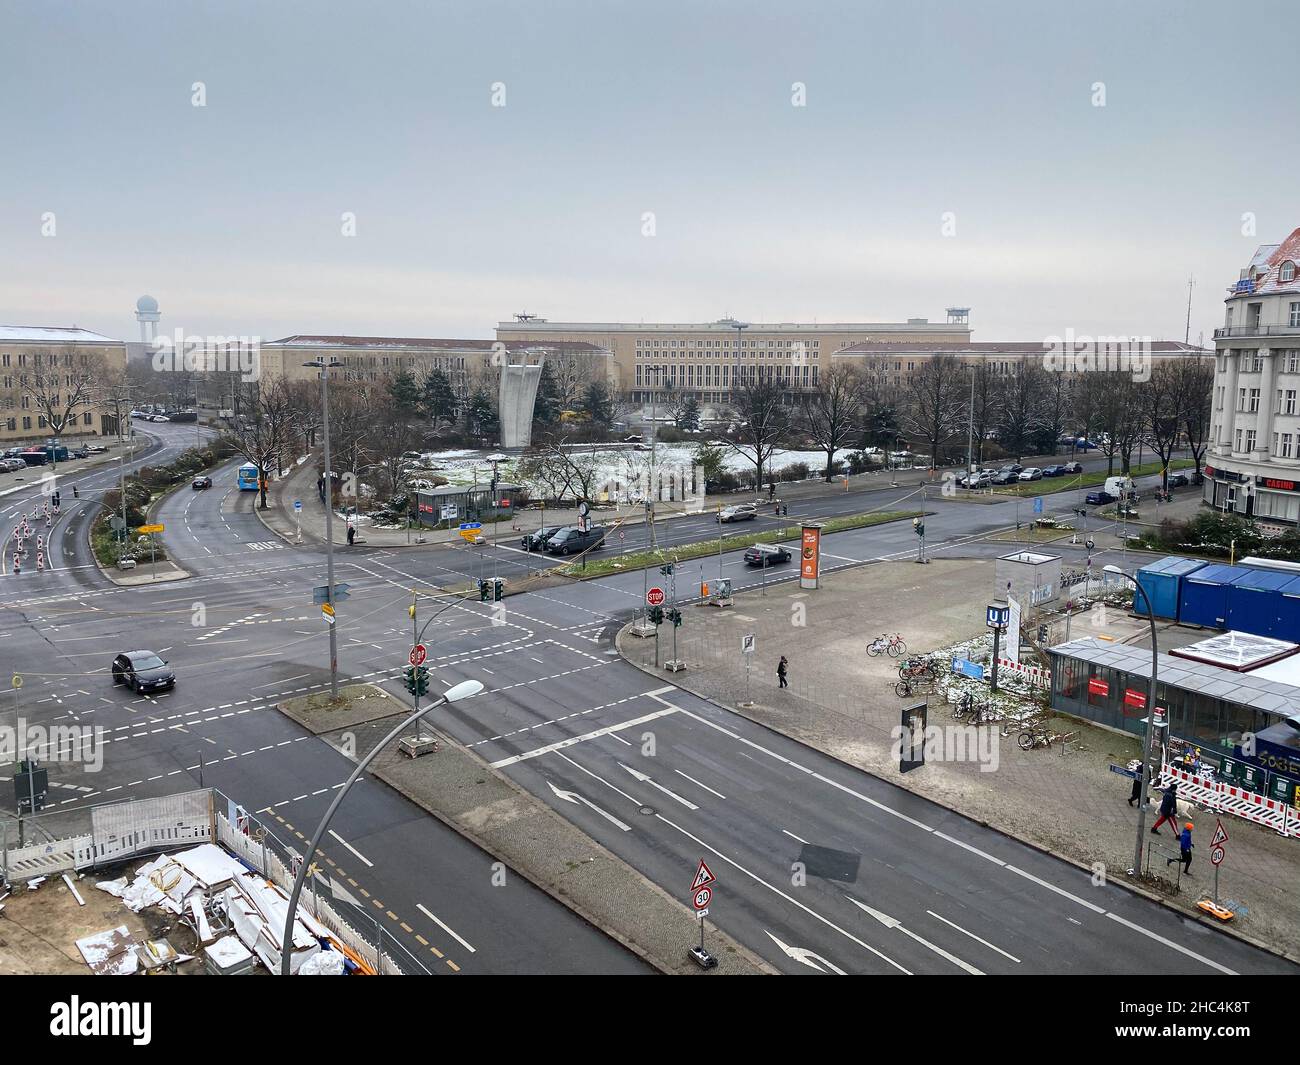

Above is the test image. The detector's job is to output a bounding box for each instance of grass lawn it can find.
[558,509,921,578]
[989,458,1194,498]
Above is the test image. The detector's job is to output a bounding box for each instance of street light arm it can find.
[278,681,480,974]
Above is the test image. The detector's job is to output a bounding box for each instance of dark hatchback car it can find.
[743,543,792,567]
[192,475,213,490]
[1085,490,1117,505]
[1041,464,1066,477]
[991,468,1019,485]
[1168,472,1190,488]
[111,651,176,694]
[546,525,607,555]
[521,526,562,551]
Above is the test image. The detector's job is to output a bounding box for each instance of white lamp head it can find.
[443,680,484,703]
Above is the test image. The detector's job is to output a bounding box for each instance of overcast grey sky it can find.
[1,0,1296,345]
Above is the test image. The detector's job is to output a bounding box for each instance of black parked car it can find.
[111,650,176,694]
[521,526,561,551]
[1168,472,1190,488]
[1041,465,1065,477]
[991,469,1019,485]
[546,525,607,555]
[743,543,792,567]
[1061,461,1083,474]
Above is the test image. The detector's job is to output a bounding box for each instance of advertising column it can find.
[800,523,822,590]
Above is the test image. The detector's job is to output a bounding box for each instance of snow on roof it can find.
[0,325,121,344]
[1231,227,1300,296]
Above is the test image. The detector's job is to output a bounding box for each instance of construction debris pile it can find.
[93,842,354,975]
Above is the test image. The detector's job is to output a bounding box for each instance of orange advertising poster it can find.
[801,526,821,581]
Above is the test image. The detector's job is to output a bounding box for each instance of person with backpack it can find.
[777,655,788,689]
[1166,822,1194,874]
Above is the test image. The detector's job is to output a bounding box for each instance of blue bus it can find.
[237,463,259,491]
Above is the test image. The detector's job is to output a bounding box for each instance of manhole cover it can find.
[639,805,655,816]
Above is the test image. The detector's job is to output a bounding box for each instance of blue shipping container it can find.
[1276,577,1300,642]
[1135,556,1206,620]
[1178,563,1255,629]
[1226,569,1298,639]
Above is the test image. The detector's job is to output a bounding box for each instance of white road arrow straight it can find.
[764,931,847,975]
[845,897,984,975]
[618,763,700,810]
[547,780,632,831]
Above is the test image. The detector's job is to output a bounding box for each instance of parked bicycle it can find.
[868,633,906,658]
[899,657,939,681]
[895,676,931,699]
[953,692,995,724]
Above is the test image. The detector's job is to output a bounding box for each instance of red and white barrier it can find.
[994,658,1050,689]
[1158,763,1299,838]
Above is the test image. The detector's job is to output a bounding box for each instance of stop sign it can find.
[646,587,666,607]
[409,644,427,667]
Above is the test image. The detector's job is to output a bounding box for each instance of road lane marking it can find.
[327,829,374,868]
[1103,912,1237,975]
[674,769,726,799]
[782,829,808,844]
[489,706,680,768]
[925,910,1021,963]
[417,903,476,953]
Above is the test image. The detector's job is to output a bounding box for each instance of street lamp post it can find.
[305,358,342,698]
[486,452,506,581]
[278,678,483,974]
[1105,565,1161,876]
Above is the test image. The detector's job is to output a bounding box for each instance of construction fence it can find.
[1,788,429,975]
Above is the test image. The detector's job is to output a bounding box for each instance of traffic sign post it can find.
[409,644,427,667]
[740,633,755,707]
[293,499,303,543]
[646,587,665,607]
[688,859,718,969]
[1197,820,1233,921]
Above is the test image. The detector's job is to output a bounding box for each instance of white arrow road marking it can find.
[547,780,632,831]
[765,931,847,974]
[619,762,699,809]
[846,897,984,975]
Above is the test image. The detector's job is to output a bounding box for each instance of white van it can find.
[1104,475,1135,498]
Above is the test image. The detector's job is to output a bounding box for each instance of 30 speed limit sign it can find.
[693,886,711,911]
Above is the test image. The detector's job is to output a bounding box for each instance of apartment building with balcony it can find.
[1206,227,1300,523]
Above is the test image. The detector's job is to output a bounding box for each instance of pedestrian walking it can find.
[1150,782,1179,835]
[346,524,355,546]
[768,481,776,501]
[777,655,788,689]
[1166,822,1194,875]
[72,485,79,499]
[1127,763,1147,806]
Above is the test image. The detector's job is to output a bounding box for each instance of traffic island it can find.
[273,685,772,975]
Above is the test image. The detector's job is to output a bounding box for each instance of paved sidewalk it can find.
[618,557,1299,961]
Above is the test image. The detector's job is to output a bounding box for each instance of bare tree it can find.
[900,354,966,468]
[1176,356,1215,477]
[968,363,1004,466]
[727,369,789,489]
[21,346,103,475]
[996,361,1048,460]
[800,364,866,481]
[1140,363,1185,488]
[221,377,299,509]
[369,408,421,498]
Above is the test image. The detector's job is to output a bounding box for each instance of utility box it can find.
[994,551,1062,609]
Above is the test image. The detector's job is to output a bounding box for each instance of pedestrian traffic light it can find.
[403,665,418,694]
[647,605,664,625]
[913,518,925,537]
[493,577,504,602]
[479,579,490,602]
[415,665,430,696]
[666,608,682,628]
